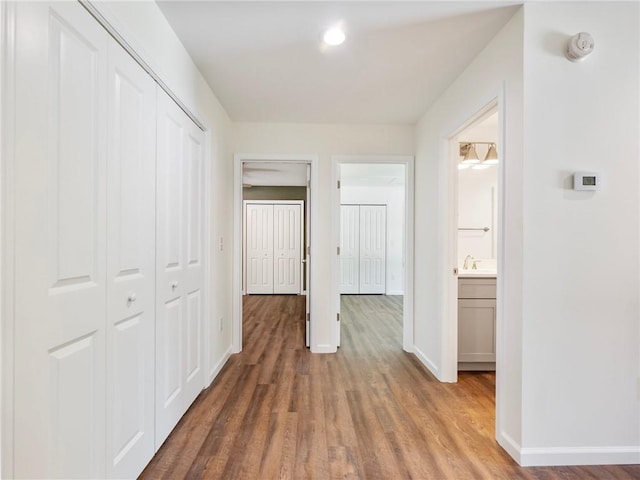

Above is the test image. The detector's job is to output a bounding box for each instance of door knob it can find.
[171,281,179,290]
[127,293,137,304]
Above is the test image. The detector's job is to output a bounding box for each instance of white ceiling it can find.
[157,1,521,124]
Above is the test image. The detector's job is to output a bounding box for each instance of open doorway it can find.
[332,156,414,352]
[233,155,317,353]
[455,109,499,373]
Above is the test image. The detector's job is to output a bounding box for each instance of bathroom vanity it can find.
[458,274,496,371]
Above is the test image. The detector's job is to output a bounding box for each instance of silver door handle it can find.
[127,293,137,304]
[171,281,179,290]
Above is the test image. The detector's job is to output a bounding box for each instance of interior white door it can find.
[339,205,360,294]
[105,38,156,478]
[155,89,205,447]
[359,205,387,294]
[13,3,108,478]
[246,204,274,294]
[273,204,302,294]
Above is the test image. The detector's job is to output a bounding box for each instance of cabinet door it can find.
[458,299,497,362]
[340,205,360,294]
[246,204,274,294]
[155,89,205,448]
[13,3,108,478]
[105,38,156,478]
[273,204,301,294]
[359,205,386,294]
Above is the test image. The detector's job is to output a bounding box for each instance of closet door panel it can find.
[182,124,204,403]
[339,205,359,294]
[13,3,108,478]
[156,89,205,447]
[246,204,274,294]
[359,205,386,294]
[273,204,301,294]
[105,39,156,479]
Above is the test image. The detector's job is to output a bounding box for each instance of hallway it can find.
[140,295,640,479]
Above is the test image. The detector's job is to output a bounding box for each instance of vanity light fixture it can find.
[459,142,499,168]
[323,27,346,46]
[460,143,480,164]
[482,143,499,165]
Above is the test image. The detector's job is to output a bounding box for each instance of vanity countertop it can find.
[458,269,497,279]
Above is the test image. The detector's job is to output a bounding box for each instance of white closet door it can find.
[246,204,274,294]
[359,205,386,294]
[340,205,360,294]
[273,204,301,294]
[155,89,205,447]
[105,39,156,478]
[13,3,108,478]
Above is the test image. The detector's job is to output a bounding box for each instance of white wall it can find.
[414,5,524,456]
[519,2,639,465]
[341,185,405,295]
[458,157,498,265]
[415,0,640,467]
[233,123,415,351]
[93,2,235,382]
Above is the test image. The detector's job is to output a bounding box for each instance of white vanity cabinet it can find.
[458,277,496,370]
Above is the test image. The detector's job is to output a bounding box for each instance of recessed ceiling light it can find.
[323,27,346,46]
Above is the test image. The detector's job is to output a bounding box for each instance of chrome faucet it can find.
[463,254,474,270]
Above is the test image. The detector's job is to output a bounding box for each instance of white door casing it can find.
[305,165,311,346]
[13,3,108,477]
[273,204,301,294]
[155,88,205,448]
[105,38,156,478]
[359,205,386,294]
[339,205,360,294]
[246,203,274,294]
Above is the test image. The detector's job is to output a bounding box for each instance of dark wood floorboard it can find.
[140,294,640,479]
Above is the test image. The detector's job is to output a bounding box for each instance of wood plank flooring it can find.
[140,294,640,479]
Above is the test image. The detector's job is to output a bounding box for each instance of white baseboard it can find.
[520,446,640,467]
[207,346,232,386]
[386,290,404,296]
[311,344,336,353]
[497,431,522,465]
[413,346,441,380]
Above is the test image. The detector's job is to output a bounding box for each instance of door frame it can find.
[233,154,318,353]
[442,97,503,381]
[1,1,16,475]
[331,155,414,352]
[243,200,304,295]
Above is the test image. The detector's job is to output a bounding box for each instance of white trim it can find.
[202,128,212,390]
[520,446,640,467]
[412,346,442,380]
[1,2,15,476]
[441,98,500,384]
[233,154,319,353]
[331,155,415,353]
[497,431,522,465]
[207,346,233,386]
[79,1,205,132]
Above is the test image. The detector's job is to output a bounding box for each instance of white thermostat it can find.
[573,172,600,191]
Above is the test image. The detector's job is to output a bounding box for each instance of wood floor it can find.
[140,294,640,479]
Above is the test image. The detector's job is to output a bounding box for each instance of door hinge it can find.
[307,180,311,188]
[337,180,341,189]
[337,246,340,255]
[337,313,340,322]
[307,246,310,255]
[306,313,310,322]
